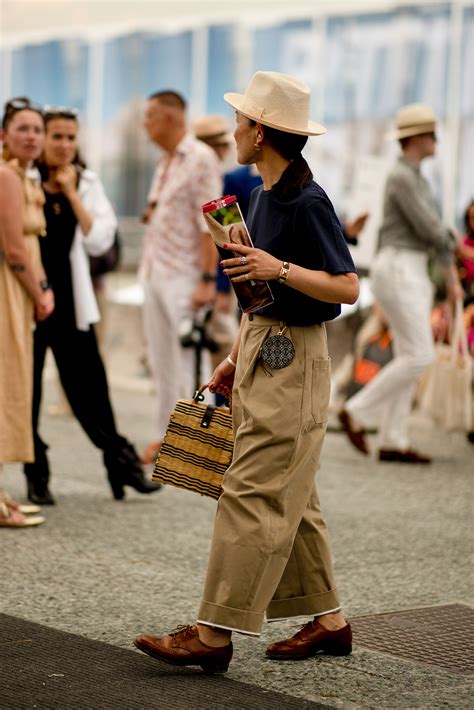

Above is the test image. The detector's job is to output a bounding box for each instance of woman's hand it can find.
[200,357,236,410]
[35,289,55,321]
[55,166,78,199]
[55,167,94,235]
[221,242,281,283]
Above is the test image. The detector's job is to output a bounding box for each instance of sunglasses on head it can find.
[5,97,43,115]
[43,105,79,119]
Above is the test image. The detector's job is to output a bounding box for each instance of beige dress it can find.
[0,159,46,463]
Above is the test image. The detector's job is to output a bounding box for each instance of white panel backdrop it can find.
[1,1,473,269]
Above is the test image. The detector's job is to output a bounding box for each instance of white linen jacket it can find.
[71,169,117,331]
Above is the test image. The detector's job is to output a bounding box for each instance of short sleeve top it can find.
[247,180,356,325]
[140,134,222,279]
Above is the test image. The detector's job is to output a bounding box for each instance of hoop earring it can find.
[253,143,261,151]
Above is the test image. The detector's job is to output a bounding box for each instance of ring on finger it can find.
[244,273,250,280]
[240,256,248,266]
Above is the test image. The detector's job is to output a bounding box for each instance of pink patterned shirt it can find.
[140,133,222,279]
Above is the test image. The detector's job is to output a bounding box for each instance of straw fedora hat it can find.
[192,114,233,144]
[393,103,437,140]
[224,71,326,137]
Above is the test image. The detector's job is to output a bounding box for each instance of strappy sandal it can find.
[0,496,45,528]
[2,491,41,515]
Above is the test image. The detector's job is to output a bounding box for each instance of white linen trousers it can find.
[143,266,212,440]
[345,247,435,450]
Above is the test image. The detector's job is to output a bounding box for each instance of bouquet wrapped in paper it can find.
[202,195,274,314]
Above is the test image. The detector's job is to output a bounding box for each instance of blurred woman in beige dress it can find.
[0,97,54,527]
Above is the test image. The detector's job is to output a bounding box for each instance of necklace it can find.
[44,183,62,216]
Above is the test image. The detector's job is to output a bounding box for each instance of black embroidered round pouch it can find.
[260,331,295,370]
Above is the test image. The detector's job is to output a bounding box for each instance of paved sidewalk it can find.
[1,380,473,709]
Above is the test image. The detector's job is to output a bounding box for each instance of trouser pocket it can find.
[303,358,331,430]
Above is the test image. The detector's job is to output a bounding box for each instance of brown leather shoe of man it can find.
[338,409,369,455]
[266,619,352,660]
[378,449,432,464]
[133,625,233,673]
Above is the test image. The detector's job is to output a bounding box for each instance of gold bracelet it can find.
[278,261,290,283]
[227,354,237,368]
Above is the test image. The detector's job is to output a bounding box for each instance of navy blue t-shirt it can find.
[247,181,356,325]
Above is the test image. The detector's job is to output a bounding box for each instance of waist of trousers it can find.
[377,246,429,270]
[247,314,323,328]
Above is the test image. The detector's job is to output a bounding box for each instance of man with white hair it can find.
[339,104,462,463]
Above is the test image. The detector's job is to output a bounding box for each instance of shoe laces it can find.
[291,619,319,640]
[168,624,196,641]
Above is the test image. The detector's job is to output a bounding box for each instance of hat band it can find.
[240,97,311,132]
[240,97,265,121]
[398,121,436,134]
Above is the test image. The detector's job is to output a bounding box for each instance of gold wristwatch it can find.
[278,261,290,283]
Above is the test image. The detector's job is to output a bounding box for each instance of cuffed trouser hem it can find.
[196,620,260,637]
[198,600,264,636]
[266,590,340,621]
[266,606,341,623]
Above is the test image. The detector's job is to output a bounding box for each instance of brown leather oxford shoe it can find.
[133,624,233,673]
[338,409,369,455]
[266,619,352,660]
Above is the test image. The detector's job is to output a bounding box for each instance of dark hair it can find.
[36,112,86,180]
[148,90,186,111]
[2,96,44,131]
[43,105,79,126]
[464,199,474,237]
[249,119,312,199]
[43,107,83,165]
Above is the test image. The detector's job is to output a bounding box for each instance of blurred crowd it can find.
[0,89,472,531]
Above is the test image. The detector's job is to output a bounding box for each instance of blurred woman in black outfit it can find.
[24,107,160,504]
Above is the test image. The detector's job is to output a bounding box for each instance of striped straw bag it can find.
[153,393,233,499]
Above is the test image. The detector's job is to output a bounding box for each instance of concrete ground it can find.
[1,291,473,708]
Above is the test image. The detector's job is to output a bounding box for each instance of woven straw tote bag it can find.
[153,392,233,499]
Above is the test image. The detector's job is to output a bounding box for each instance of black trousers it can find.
[24,316,127,480]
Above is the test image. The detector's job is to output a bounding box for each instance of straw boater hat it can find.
[224,71,326,137]
[393,103,437,140]
[192,114,233,144]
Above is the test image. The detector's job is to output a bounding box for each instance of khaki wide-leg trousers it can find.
[198,316,340,635]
